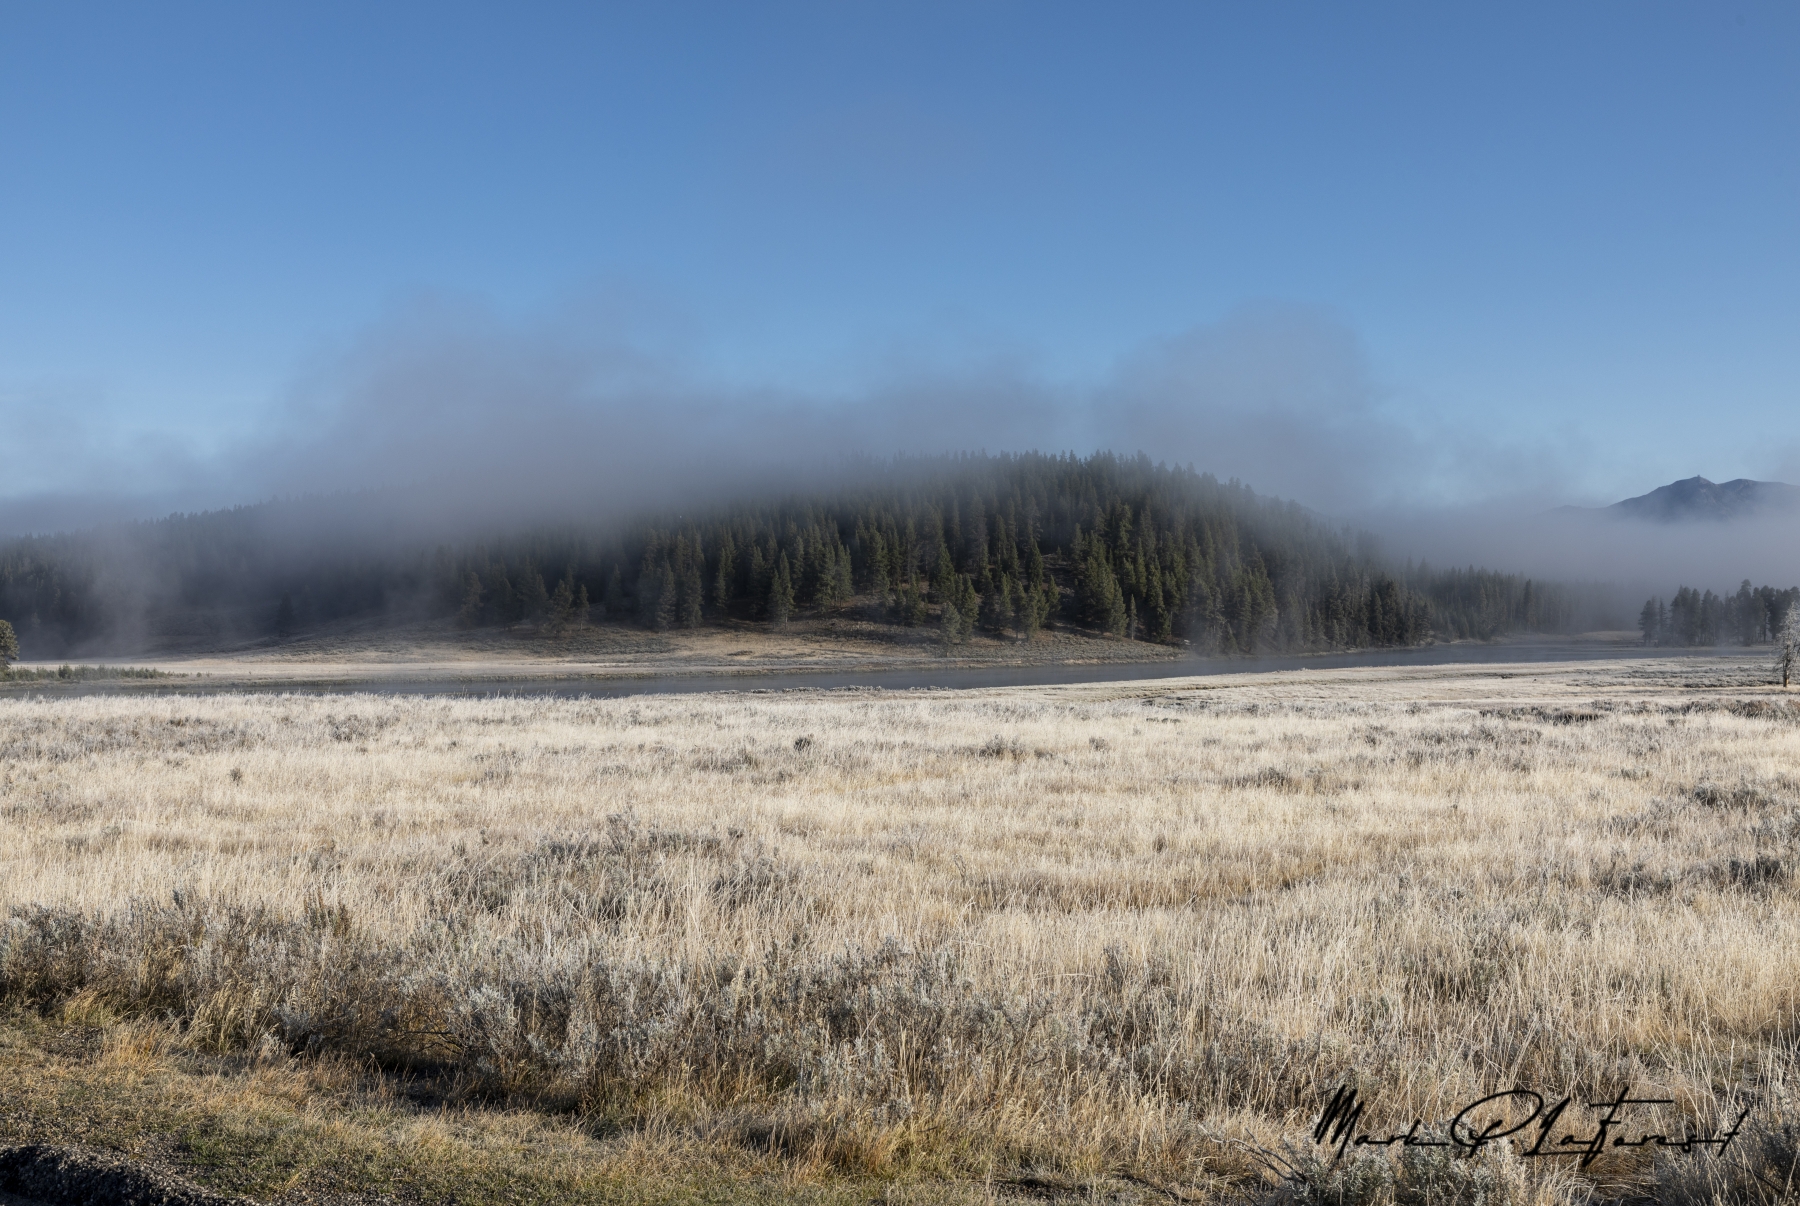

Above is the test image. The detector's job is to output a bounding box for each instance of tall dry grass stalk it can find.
[2,666,1798,1201]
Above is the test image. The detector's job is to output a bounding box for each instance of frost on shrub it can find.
[1259,1139,1534,1206]
[1650,1107,1800,1206]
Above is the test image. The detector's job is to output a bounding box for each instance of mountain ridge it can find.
[1562,475,1800,522]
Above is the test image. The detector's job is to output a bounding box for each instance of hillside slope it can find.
[0,452,1568,658]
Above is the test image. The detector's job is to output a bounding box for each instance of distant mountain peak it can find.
[1598,475,1800,522]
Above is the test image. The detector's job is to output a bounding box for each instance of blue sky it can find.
[3,2,1798,526]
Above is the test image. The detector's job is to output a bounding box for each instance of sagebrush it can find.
[2,665,1797,1200]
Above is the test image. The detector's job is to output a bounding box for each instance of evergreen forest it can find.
[0,452,1648,658]
[1637,583,1800,647]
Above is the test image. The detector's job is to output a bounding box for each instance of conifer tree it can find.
[0,618,18,670]
[491,574,520,624]
[602,567,626,620]
[749,543,770,616]
[520,568,550,621]
[939,573,979,645]
[712,534,737,613]
[1012,577,1044,640]
[891,578,927,626]
[769,553,795,627]
[1146,573,1172,641]
[459,573,485,628]
[981,573,1015,634]
[865,529,890,598]
[1075,536,1127,636]
[932,544,957,603]
[953,574,979,641]
[636,559,663,628]
[654,563,677,630]
[825,542,853,606]
[678,560,704,628]
[1734,580,1759,645]
[547,575,576,635]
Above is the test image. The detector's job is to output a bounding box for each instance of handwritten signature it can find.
[1314,1084,1749,1169]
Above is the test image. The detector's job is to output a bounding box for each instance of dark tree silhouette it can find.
[0,452,1661,657]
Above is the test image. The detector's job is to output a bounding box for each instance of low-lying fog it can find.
[5,295,1795,600]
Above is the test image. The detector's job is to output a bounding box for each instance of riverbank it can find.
[2,623,1690,697]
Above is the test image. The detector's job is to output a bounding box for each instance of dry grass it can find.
[14,613,1184,688]
[3,657,1799,1203]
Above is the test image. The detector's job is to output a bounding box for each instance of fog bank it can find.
[1366,505,1800,602]
[4,294,1794,599]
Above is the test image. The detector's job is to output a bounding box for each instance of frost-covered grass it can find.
[3,661,1798,1202]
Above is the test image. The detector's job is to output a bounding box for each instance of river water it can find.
[23,639,1726,699]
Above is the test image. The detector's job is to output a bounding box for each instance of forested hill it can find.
[2,453,1572,657]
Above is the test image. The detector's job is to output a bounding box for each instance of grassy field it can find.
[2,655,1798,1204]
[5,614,1189,693]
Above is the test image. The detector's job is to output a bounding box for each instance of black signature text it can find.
[1313,1084,1749,1169]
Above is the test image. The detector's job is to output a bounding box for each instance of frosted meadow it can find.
[3,658,1799,1204]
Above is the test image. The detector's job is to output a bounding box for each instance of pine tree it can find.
[1146,572,1172,641]
[459,572,485,628]
[865,528,890,598]
[520,568,550,622]
[891,578,927,626]
[749,543,770,616]
[1012,576,1046,641]
[826,542,853,606]
[679,561,704,629]
[939,573,978,645]
[547,575,576,636]
[0,618,18,670]
[602,567,626,620]
[932,543,957,603]
[769,554,795,627]
[491,574,520,624]
[654,563,677,630]
[1735,580,1759,645]
[981,573,1015,634]
[712,534,737,613]
[636,560,663,628]
[958,575,979,640]
[1075,537,1127,636]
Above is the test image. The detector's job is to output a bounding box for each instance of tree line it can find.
[1638,582,1800,647]
[2,452,1597,657]
[433,453,1445,652]
[1403,564,1578,641]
